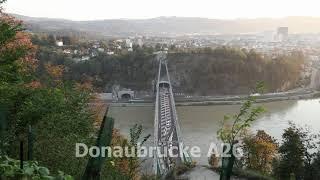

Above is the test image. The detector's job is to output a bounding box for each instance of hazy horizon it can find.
[10,13,320,22]
[4,0,320,21]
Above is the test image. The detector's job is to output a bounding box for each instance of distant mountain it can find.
[12,14,320,36]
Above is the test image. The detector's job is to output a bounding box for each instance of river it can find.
[108,98,320,172]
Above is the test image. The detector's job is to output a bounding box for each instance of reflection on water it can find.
[108,98,320,166]
[252,99,320,139]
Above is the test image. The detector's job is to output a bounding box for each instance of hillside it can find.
[12,14,320,36]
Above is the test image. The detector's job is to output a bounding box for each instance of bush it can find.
[233,168,275,180]
[0,156,73,180]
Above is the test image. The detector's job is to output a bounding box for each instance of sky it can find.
[3,0,320,21]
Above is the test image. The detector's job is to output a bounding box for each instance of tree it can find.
[155,43,161,50]
[275,123,318,180]
[0,14,37,83]
[167,48,305,95]
[48,34,56,46]
[241,130,278,174]
[0,2,95,178]
[0,3,38,154]
[217,83,265,180]
[310,152,320,179]
[101,124,150,180]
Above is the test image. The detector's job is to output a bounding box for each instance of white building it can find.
[81,56,90,61]
[98,48,105,52]
[63,49,71,54]
[125,39,133,48]
[56,41,63,47]
[137,39,143,47]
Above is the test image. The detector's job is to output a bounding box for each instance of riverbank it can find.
[109,89,320,107]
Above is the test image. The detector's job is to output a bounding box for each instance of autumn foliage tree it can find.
[0,13,38,84]
[0,2,39,153]
[241,130,278,174]
[0,2,95,178]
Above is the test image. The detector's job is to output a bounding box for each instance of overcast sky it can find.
[3,0,320,21]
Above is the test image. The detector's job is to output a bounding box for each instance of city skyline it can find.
[4,0,320,21]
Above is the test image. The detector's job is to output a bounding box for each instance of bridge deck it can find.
[154,58,190,176]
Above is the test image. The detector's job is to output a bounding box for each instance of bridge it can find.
[153,53,191,177]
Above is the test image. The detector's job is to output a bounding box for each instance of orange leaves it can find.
[15,32,38,76]
[44,63,64,79]
[0,12,22,26]
[89,101,108,129]
[111,129,132,177]
[75,81,93,92]
[1,13,39,77]
[17,55,38,75]
[24,80,42,89]
[242,130,278,174]
[8,31,36,49]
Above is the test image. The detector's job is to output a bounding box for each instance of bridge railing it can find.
[153,57,162,175]
[164,62,186,161]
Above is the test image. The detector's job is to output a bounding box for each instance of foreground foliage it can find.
[273,123,320,180]
[241,130,278,174]
[101,124,151,180]
[0,1,94,178]
[0,156,73,179]
[217,84,265,180]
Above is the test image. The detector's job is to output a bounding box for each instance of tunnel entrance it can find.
[121,93,132,100]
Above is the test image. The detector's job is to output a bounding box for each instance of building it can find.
[81,56,90,61]
[63,49,71,54]
[137,39,143,47]
[56,41,63,47]
[97,48,105,52]
[125,39,133,48]
[277,27,289,41]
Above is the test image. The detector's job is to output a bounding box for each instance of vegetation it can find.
[168,47,305,95]
[101,124,151,180]
[2,1,319,179]
[30,34,157,92]
[1,4,152,179]
[0,2,96,178]
[0,156,72,180]
[273,123,320,180]
[240,130,278,175]
[30,35,306,95]
[217,83,266,144]
[232,168,275,180]
[214,82,320,180]
[223,123,320,180]
[68,49,157,91]
[217,83,265,180]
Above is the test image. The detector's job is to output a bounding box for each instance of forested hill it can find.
[167,48,305,95]
[34,41,305,95]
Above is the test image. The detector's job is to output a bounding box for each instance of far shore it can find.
[108,89,320,107]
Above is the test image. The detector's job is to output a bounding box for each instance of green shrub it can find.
[0,156,73,180]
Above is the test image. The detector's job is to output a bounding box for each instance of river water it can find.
[108,98,320,170]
